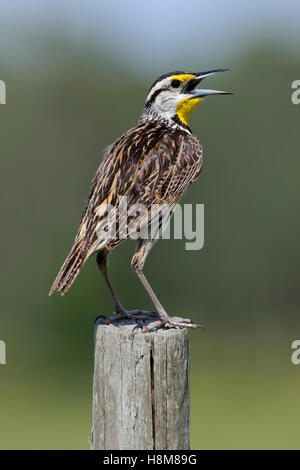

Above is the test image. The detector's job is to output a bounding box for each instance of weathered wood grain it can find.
[91,318,190,450]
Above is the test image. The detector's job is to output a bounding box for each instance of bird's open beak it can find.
[182,69,232,98]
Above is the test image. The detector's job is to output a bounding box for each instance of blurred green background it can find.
[1,0,300,450]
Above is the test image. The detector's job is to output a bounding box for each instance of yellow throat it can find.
[176,97,203,127]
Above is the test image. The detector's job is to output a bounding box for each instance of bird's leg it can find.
[131,239,201,332]
[96,249,124,314]
[96,249,158,324]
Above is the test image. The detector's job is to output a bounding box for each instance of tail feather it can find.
[49,240,85,296]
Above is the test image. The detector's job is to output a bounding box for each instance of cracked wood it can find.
[91,318,190,450]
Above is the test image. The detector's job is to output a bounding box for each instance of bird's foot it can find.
[95,308,159,327]
[141,316,204,333]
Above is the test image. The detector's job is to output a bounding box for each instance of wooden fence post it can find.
[91,318,190,450]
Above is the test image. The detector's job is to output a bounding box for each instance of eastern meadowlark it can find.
[49,69,231,331]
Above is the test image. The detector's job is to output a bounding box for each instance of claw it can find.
[131,322,144,336]
[95,311,204,334]
[141,316,205,333]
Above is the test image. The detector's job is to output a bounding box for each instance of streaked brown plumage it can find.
[50,122,202,296]
[50,70,230,331]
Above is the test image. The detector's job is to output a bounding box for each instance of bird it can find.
[49,69,231,332]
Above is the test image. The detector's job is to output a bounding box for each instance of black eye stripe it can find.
[146,78,183,108]
[145,87,165,107]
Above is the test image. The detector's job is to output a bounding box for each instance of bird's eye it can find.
[171,79,181,89]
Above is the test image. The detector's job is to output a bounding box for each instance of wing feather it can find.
[72,122,202,255]
[50,122,203,295]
